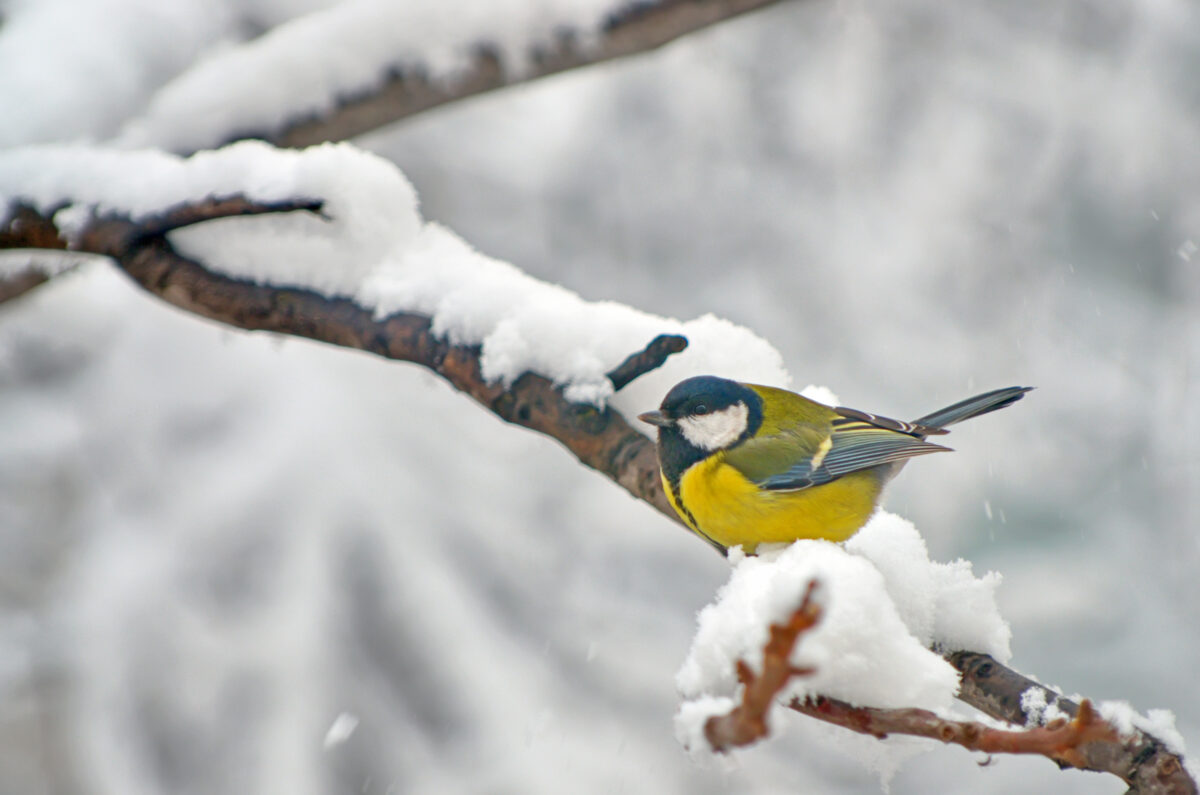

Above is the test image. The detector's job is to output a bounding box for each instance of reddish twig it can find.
[699,581,1116,766]
[704,580,822,751]
[792,696,1117,769]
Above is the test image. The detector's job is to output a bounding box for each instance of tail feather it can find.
[914,386,1033,429]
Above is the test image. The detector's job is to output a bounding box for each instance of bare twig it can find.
[606,333,688,390]
[1,199,1194,793]
[704,580,822,751]
[791,697,1124,771]
[267,0,791,148]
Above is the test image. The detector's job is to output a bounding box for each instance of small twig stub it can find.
[606,333,688,391]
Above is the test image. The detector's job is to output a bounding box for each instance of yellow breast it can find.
[664,452,883,552]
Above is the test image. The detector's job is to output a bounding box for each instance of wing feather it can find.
[725,413,951,494]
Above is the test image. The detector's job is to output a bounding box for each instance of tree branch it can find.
[789,697,1125,775]
[0,198,683,522]
[699,577,1193,792]
[704,580,822,751]
[949,651,1196,794]
[1,199,1193,793]
[0,205,72,302]
[267,0,791,148]
[0,1,790,305]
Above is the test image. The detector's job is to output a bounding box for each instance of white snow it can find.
[0,141,790,407]
[0,0,234,147]
[322,711,360,749]
[0,0,625,153]
[675,511,1014,762]
[1096,701,1200,785]
[1020,686,1071,727]
[114,0,633,153]
[675,538,961,747]
[2,0,1198,793]
[1098,701,1187,751]
[847,512,1011,660]
[674,695,736,758]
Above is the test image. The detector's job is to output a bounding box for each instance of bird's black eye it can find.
[693,403,710,415]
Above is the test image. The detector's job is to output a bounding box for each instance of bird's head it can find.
[638,375,763,452]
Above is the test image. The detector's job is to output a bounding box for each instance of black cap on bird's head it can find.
[638,376,763,457]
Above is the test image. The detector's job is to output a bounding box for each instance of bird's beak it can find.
[637,410,674,427]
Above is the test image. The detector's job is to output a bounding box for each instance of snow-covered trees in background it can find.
[2,1,1198,793]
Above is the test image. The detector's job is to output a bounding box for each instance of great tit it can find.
[638,376,1031,553]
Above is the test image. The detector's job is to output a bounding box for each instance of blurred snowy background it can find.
[2,0,1198,793]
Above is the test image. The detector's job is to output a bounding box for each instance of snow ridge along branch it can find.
[0,196,681,522]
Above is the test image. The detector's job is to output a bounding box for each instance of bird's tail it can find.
[913,386,1033,430]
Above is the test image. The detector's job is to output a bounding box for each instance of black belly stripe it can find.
[668,475,700,528]
[669,473,728,554]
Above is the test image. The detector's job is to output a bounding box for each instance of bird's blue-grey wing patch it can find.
[755,459,836,491]
[756,429,949,492]
[821,430,949,476]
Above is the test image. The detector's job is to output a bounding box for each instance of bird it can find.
[638,376,1031,553]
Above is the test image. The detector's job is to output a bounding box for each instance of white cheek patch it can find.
[678,402,750,451]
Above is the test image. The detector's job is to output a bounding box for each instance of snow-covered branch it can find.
[703,579,823,751]
[270,0,792,149]
[0,193,682,527]
[0,0,791,303]
[948,652,1197,793]
[696,577,1167,785]
[110,0,793,154]
[1,159,1194,791]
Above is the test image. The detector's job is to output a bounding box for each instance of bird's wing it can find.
[831,405,948,437]
[725,417,950,493]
